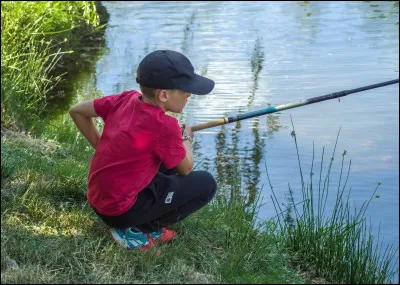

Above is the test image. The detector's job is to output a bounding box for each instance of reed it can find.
[267,116,398,283]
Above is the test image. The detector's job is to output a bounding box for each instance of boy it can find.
[69,50,217,250]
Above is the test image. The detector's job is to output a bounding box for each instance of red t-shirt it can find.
[87,90,186,216]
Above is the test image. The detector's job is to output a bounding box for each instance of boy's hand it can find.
[177,123,194,175]
[181,123,194,139]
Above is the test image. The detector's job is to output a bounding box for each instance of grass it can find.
[1,129,305,284]
[2,116,398,283]
[1,1,106,130]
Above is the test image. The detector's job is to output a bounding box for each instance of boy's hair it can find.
[137,67,158,99]
[138,84,159,99]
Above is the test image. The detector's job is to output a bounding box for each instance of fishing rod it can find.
[191,79,399,132]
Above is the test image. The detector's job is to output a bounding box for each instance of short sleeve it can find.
[93,94,120,121]
[155,117,186,169]
[94,91,135,121]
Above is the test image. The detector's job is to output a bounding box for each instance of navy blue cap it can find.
[136,50,214,95]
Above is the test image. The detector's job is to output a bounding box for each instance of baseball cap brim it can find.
[181,74,215,95]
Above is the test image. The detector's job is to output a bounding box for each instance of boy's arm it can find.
[175,140,194,176]
[175,124,194,176]
[69,100,101,149]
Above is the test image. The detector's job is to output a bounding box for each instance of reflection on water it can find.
[243,118,264,204]
[248,38,264,107]
[215,122,242,202]
[64,1,398,280]
[182,10,197,54]
[212,35,275,205]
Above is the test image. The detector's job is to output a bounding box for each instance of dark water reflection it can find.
[65,1,398,280]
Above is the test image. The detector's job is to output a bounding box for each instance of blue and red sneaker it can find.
[148,228,177,243]
[109,227,156,251]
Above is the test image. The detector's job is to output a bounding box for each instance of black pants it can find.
[93,169,217,233]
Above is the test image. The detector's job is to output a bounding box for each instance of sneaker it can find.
[148,228,177,243]
[109,227,155,250]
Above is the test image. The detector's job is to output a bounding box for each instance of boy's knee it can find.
[197,171,217,201]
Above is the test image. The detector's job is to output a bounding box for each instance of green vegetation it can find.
[1,129,305,283]
[1,1,107,131]
[1,1,398,284]
[2,118,398,283]
[267,118,398,284]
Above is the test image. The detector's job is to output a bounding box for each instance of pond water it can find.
[69,1,399,281]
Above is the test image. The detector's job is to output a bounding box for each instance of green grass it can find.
[1,129,305,284]
[2,116,398,283]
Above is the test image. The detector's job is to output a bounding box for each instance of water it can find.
[70,1,399,281]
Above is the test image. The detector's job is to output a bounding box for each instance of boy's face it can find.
[165,89,191,113]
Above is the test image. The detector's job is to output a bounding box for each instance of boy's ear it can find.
[158,89,168,103]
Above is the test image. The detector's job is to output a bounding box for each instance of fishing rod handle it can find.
[191,118,228,132]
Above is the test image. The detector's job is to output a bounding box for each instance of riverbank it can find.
[2,124,396,283]
[1,128,306,283]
